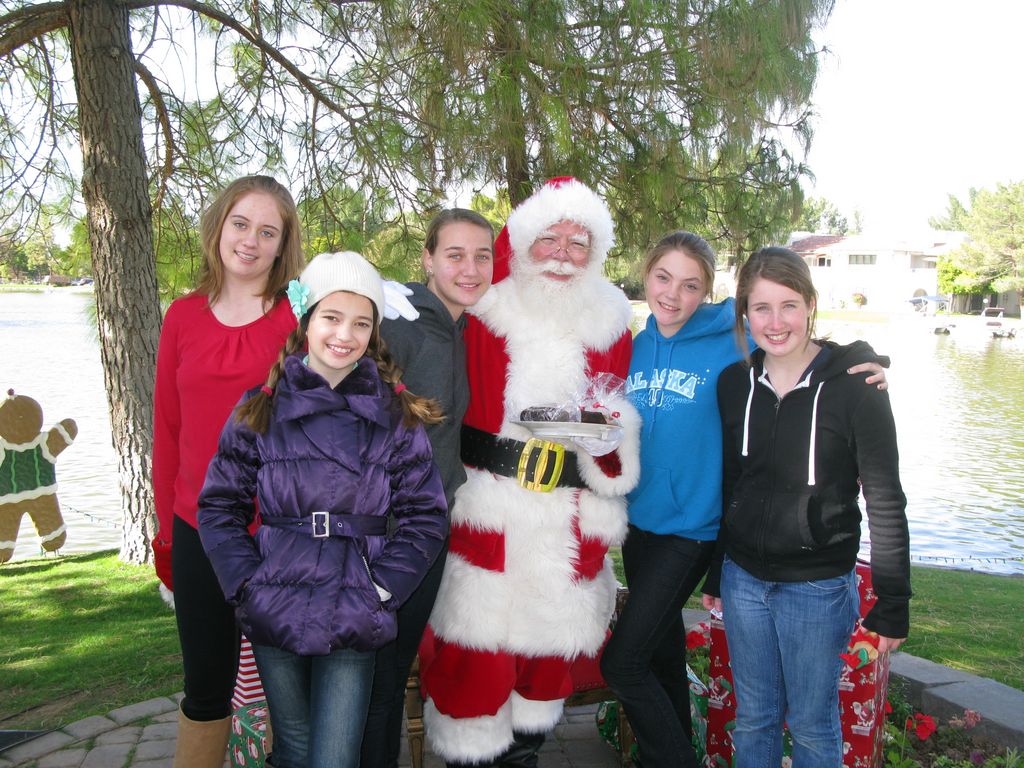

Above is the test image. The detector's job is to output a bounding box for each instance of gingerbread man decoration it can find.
[0,389,77,563]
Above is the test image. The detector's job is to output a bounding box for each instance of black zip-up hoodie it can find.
[712,339,911,638]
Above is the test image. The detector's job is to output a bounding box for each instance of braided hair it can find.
[234,302,443,433]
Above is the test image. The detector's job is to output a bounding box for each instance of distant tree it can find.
[0,233,29,279]
[851,208,864,235]
[796,195,849,235]
[63,220,93,280]
[936,256,991,296]
[20,206,72,276]
[928,190,976,230]
[468,191,513,236]
[947,181,1024,307]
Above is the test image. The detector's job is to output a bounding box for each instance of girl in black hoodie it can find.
[707,247,910,768]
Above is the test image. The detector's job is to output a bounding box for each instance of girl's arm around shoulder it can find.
[196,397,263,604]
[372,422,448,608]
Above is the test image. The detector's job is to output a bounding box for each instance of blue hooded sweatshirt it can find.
[626,299,746,540]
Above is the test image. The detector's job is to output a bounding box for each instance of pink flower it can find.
[963,709,982,728]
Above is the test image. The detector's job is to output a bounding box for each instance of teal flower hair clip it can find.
[287,279,310,319]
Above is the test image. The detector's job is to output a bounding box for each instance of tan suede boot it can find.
[173,706,232,768]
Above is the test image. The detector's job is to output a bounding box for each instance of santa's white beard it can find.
[511,256,604,321]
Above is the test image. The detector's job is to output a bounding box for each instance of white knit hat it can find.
[292,251,385,324]
[502,177,615,279]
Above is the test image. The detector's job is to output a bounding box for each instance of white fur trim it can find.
[424,698,514,763]
[510,690,565,732]
[574,395,642,497]
[575,493,629,547]
[473,275,632,362]
[506,180,615,269]
[506,561,617,656]
[431,472,619,657]
[449,467,515,531]
[429,551,512,651]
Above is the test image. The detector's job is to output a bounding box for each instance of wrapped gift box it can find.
[704,561,889,767]
[232,635,265,708]
[688,664,710,763]
[228,636,269,768]
[229,701,269,768]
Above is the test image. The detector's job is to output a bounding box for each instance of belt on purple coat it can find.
[260,512,389,539]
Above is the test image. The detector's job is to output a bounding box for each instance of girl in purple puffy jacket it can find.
[198,251,449,768]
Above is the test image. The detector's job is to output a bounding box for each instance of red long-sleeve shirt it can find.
[152,293,295,536]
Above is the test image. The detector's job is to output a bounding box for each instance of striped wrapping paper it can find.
[231,635,266,709]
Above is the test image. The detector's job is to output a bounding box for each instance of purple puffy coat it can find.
[197,355,448,656]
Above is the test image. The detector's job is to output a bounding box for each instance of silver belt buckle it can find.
[312,511,330,538]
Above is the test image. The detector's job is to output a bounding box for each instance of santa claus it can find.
[419,178,641,766]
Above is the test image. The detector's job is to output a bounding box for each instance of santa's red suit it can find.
[419,179,641,763]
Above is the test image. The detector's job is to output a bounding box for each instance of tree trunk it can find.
[493,10,532,206]
[67,0,160,565]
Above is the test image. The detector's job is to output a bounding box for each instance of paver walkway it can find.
[0,696,622,768]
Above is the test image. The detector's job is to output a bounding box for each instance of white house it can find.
[787,231,968,312]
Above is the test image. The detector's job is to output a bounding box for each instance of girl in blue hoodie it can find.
[600,232,886,767]
[600,231,738,767]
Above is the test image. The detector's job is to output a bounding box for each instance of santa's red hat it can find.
[491,176,615,283]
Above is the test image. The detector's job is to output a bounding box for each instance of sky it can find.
[804,0,1024,234]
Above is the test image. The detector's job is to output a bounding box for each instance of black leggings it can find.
[360,539,448,768]
[172,515,240,721]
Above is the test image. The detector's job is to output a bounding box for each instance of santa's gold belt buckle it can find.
[516,438,564,493]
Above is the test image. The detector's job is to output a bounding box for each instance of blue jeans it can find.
[721,558,858,768]
[253,643,375,768]
[600,526,715,768]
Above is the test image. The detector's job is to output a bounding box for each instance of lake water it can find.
[2,292,1023,574]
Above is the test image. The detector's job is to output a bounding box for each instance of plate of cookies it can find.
[513,406,618,440]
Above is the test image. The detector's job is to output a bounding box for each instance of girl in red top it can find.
[151,175,306,768]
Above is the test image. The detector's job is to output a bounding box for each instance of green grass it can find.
[901,566,1024,687]
[1,549,1021,733]
[607,550,1024,691]
[0,549,181,731]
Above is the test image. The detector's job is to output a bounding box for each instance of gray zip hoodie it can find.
[381,283,469,507]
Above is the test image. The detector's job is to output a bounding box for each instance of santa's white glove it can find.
[382,280,419,321]
[572,427,623,457]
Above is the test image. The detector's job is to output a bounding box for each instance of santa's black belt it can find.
[461,424,584,493]
[261,513,389,538]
